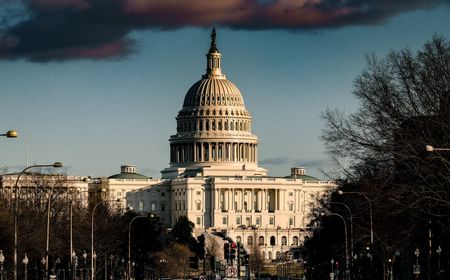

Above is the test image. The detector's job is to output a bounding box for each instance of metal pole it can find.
[46,196,51,279]
[339,191,373,245]
[92,200,118,280]
[329,213,349,280]
[13,163,63,280]
[70,201,73,272]
[331,202,354,261]
[128,216,147,280]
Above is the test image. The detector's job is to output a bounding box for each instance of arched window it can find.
[268,251,272,260]
[247,236,253,246]
[206,121,210,131]
[276,251,280,260]
[281,236,287,246]
[292,236,299,246]
[218,121,222,130]
[270,236,276,246]
[258,236,264,245]
[224,121,228,130]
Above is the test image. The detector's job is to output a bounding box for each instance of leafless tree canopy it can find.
[318,34,450,276]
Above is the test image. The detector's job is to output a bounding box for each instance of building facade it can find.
[126,29,335,261]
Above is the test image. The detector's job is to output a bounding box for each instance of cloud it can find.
[261,156,329,169]
[0,0,446,61]
[260,156,291,165]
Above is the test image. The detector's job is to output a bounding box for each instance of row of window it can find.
[178,107,247,118]
[222,216,295,227]
[177,118,251,133]
[237,235,300,247]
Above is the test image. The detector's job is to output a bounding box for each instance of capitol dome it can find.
[161,29,267,179]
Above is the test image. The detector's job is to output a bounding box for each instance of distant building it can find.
[88,165,160,209]
[124,29,335,261]
[0,172,90,206]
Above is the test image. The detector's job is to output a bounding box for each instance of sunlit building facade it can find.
[125,30,335,260]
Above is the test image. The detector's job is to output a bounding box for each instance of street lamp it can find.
[0,130,18,138]
[436,246,442,274]
[91,199,121,280]
[331,202,354,261]
[69,189,90,274]
[425,145,450,152]
[14,162,63,280]
[0,250,5,280]
[323,212,349,280]
[128,215,148,280]
[159,259,168,278]
[23,254,29,280]
[414,248,420,279]
[337,190,373,245]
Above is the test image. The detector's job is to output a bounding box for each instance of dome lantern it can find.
[203,28,225,79]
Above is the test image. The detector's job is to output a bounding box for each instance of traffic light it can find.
[230,242,237,259]
[224,242,230,260]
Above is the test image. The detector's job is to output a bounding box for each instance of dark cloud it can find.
[0,0,446,61]
[260,156,290,165]
[293,159,329,169]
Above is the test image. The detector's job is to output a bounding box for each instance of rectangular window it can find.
[222,217,227,225]
[289,192,293,196]
[197,217,201,225]
[289,203,294,211]
[269,216,275,225]
[236,216,241,225]
[196,191,201,195]
[161,203,165,211]
[196,202,201,210]
[256,216,261,225]
[289,217,294,226]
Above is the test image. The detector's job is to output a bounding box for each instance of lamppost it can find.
[323,212,349,280]
[425,145,450,152]
[128,215,148,280]
[14,162,63,280]
[337,190,373,245]
[0,130,18,138]
[436,246,442,276]
[159,259,168,279]
[0,250,5,280]
[83,250,88,280]
[23,254,29,280]
[414,248,420,280]
[331,202,354,262]
[41,257,46,280]
[91,199,120,280]
[69,189,90,276]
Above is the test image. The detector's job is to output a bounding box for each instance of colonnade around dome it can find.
[170,142,258,165]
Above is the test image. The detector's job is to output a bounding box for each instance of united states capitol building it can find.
[93,30,335,261]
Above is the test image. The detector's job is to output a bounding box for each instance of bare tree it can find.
[248,232,264,279]
[320,34,450,275]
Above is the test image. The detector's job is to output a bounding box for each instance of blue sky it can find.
[0,1,449,179]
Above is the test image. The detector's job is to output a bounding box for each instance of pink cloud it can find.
[124,0,258,26]
[0,0,443,61]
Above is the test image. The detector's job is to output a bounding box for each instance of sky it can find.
[0,0,449,179]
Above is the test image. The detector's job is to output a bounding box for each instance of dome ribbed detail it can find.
[183,78,245,107]
[163,28,266,178]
